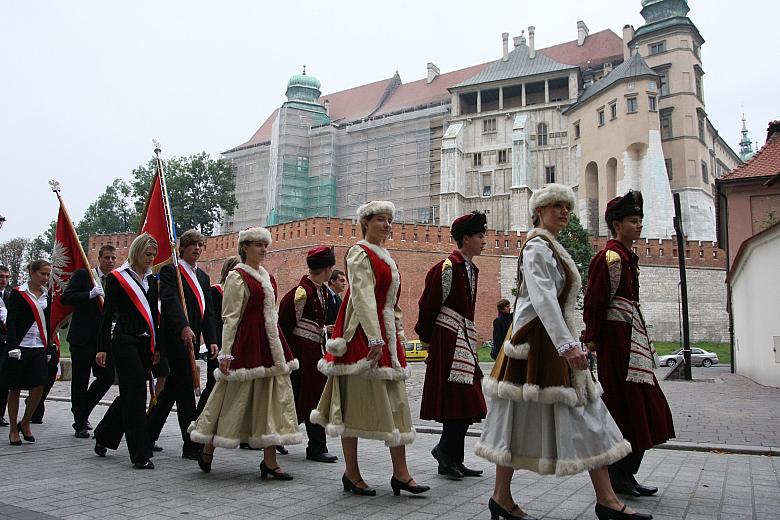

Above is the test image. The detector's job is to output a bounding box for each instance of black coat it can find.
[158,264,217,359]
[0,286,11,343]
[98,271,159,355]
[209,285,223,347]
[324,287,342,326]
[5,288,53,353]
[60,268,103,347]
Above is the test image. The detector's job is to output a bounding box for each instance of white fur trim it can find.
[356,200,395,220]
[188,421,302,449]
[316,357,410,381]
[325,337,347,356]
[310,409,415,447]
[503,340,530,360]
[213,359,299,382]
[238,227,272,246]
[482,375,600,408]
[528,183,576,216]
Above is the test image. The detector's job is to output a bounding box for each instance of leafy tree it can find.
[557,213,594,304]
[76,179,137,249]
[0,237,31,286]
[131,152,237,236]
[27,220,56,263]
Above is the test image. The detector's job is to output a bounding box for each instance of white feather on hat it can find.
[356,200,395,220]
[238,227,272,246]
[529,183,576,216]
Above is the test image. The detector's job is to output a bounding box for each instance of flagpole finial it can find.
[49,180,61,193]
[153,139,161,155]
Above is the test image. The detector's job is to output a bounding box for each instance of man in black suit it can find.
[60,245,117,438]
[0,265,12,426]
[147,230,217,460]
[324,269,346,333]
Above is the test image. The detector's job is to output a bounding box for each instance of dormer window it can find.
[649,41,666,55]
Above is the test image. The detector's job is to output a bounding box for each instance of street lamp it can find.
[0,213,6,230]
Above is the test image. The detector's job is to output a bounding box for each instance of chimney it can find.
[622,25,635,60]
[426,62,440,84]
[323,99,330,115]
[577,21,589,46]
[502,32,509,61]
[528,26,536,59]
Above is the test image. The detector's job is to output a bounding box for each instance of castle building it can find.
[222,0,741,241]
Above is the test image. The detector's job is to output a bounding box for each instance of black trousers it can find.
[305,419,328,455]
[30,354,59,423]
[70,343,114,430]
[93,337,152,464]
[439,419,472,464]
[0,349,8,417]
[610,449,646,483]
[147,356,198,451]
[195,356,219,417]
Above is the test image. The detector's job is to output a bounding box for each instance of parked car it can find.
[404,340,428,362]
[658,348,719,368]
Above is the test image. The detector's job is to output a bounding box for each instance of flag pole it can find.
[153,142,201,395]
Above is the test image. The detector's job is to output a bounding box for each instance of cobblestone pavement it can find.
[1,399,779,520]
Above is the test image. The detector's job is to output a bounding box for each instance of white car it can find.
[658,348,719,368]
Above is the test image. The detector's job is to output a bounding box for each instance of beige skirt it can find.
[310,374,415,447]
[188,373,302,449]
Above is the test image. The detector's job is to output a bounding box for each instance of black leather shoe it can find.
[133,460,155,470]
[390,476,430,496]
[9,432,22,446]
[276,445,289,455]
[151,443,163,452]
[0,417,9,427]
[306,452,338,463]
[456,462,483,477]
[488,498,538,520]
[86,421,93,430]
[431,444,462,478]
[342,474,376,496]
[240,442,262,450]
[260,460,292,480]
[595,503,652,520]
[612,479,641,497]
[94,441,107,457]
[182,449,201,461]
[74,429,90,439]
[198,451,213,473]
[437,464,463,478]
[633,483,658,496]
[17,422,35,442]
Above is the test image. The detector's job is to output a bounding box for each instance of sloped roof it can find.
[541,29,624,69]
[453,44,575,89]
[565,52,657,113]
[720,121,780,181]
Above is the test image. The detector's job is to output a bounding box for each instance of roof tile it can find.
[721,122,780,181]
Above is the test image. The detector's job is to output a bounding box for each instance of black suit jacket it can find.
[98,271,159,355]
[324,287,342,326]
[0,287,11,341]
[159,264,217,359]
[5,289,53,354]
[60,268,103,348]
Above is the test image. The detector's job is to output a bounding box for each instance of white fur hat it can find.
[529,183,576,216]
[356,200,395,220]
[238,227,272,246]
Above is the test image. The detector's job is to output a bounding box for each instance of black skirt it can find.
[3,347,48,390]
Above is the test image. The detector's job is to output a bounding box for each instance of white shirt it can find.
[18,282,47,348]
[119,262,151,292]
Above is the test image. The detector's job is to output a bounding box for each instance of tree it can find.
[27,220,56,263]
[0,237,31,286]
[557,213,594,305]
[131,152,237,236]
[76,179,138,249]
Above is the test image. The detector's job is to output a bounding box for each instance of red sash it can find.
[15,288,48,346]
[112,270,156,353]
[213,283,223,296]
[179,264,205,318]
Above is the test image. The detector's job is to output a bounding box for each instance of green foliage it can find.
[131,152,237,236]
[0,237,31,286]
[557,213,594,293]
[76,179,137,249]
[27,220,56,263]
[760,209,778,230]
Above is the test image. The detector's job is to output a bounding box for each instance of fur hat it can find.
[529,183,576,216]
[451,211,488,240]
[605,191,643,226]
[306,246,336,269]
[356,200,395,221]
[238,227,272,246]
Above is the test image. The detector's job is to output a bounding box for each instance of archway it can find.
[585,161,599,233]
[606,157,618,201]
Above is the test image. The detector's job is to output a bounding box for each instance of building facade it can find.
[223,0,741,241]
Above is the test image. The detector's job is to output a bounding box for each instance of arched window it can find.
[537,122,548,146]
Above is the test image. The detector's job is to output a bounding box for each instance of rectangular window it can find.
[701,160,708,183]
[659,71,669,96]
[698,115,706,142]
[497,149,508,164]
[648,95,657,111]
[665,158,673,180]
[574,122,581,139]
[483,118,497,133]
[660,110,673,139]
[598,109,605,126]
[649,41,666,55]
[473,152,482,167]
[483,185,492,197]
[610,103,618,120]
[626,97,638,114]
[695,71,704,101]
[545,166,556,184]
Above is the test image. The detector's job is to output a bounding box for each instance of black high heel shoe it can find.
[341,474,376,496]
[260,460,293,480]
[9,432,22,446]
[390,476,430,496]
[595,503,653,520]
[17,422,34,443]
[488,498,539,520]
[198,450,213,473]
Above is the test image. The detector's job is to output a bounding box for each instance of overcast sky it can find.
[1,0,776,240]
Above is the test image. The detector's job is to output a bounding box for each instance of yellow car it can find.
[404,340,429,362]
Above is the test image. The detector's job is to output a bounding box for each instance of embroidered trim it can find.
[217,353,234,361]
[441,259,453,302]
[293,318,324,343]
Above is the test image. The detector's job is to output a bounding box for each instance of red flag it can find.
[49,199,92,345]
[138,170,174,270]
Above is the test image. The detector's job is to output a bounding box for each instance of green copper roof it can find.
[641,0,690,24]
[287,73,321,91]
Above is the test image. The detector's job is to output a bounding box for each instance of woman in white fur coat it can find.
[188,227,301,479]
[475,184,651,520]
[311,201,429,497]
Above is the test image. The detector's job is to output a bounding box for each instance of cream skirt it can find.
[188,374,302,449]
[310,374,415,447]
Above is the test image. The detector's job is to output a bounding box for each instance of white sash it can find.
[17,288,48,345]
[113,269,156,353]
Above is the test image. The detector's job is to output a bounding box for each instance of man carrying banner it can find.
[148,229,218,460]
[61,244,117,438]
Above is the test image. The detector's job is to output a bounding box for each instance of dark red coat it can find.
[279,275,327,424]
[416,250,486,423]
[582,240,674,451]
